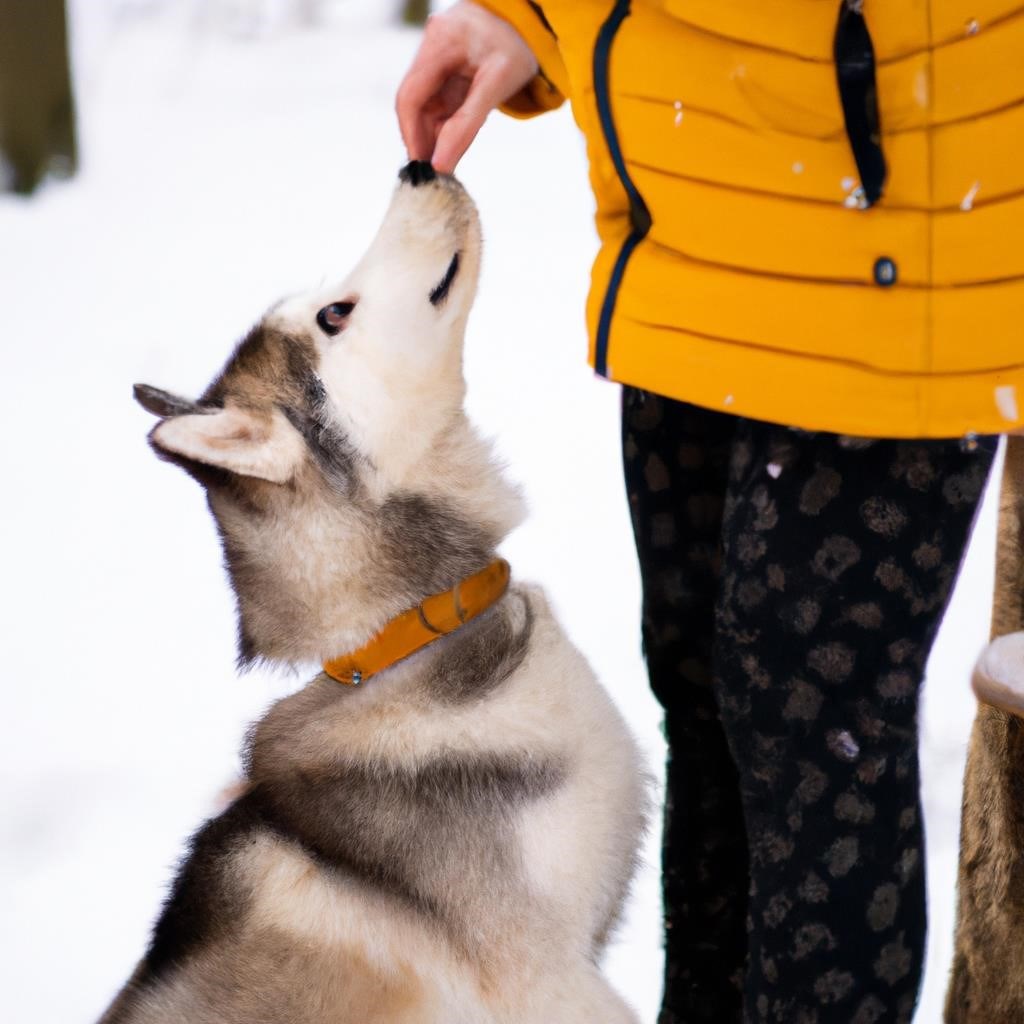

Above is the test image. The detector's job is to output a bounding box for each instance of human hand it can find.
[396,1,538,173]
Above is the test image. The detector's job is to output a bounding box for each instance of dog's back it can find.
[103,590,645,1024]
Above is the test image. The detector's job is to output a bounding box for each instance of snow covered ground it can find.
[0,3,1002,1021]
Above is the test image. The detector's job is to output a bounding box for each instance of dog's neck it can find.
[322,559,511,686]
[213,415,524,670]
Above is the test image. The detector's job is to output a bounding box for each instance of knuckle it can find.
[489,52,511,75]
[424,12,451,39]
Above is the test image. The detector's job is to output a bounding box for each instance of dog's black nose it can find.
[398,161,437,187]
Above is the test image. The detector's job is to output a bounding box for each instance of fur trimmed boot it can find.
[947,435,1024,1023]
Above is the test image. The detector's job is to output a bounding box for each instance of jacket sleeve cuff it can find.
[470,0,567,118]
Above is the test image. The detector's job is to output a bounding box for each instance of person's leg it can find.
[713,424,995,1024]
[622,387,748,1023]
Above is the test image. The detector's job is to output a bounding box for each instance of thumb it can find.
[431,58,513,173]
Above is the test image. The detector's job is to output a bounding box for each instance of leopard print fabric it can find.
[622,388,995,1024]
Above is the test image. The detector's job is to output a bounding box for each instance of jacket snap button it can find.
[873,257,897,286]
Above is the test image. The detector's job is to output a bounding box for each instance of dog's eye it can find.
[429,253,460,307]
[316,302,354,337]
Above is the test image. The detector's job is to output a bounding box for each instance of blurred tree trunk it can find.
[401,0,430,26]
[0,0,78,195]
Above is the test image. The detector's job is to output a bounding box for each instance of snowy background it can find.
[0,2,1003,1021]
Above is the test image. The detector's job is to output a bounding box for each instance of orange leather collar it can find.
[322,559,511,686]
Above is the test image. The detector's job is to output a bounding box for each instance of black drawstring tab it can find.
[834,0,887,208]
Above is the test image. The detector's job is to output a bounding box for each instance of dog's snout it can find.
[398,161,437,187]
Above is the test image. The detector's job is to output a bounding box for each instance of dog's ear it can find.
[133,384,203,418]
[148,404,304,484]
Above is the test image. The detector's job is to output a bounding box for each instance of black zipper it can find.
[834,0,887,207]
[593,0,650,378]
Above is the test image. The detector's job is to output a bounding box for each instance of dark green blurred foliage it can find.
[401,0,430,26]
[0,0,78,195]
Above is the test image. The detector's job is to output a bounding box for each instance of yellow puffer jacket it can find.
[475,0,1024,438]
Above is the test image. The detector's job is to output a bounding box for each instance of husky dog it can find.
[101,163,648,1024]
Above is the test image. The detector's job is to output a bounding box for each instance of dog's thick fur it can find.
[101,167,648,1024]
[947,436,1024,1023]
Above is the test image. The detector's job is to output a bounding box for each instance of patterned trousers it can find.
[621,389,995,1024]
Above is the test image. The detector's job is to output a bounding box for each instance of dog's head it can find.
[135,165,522,666]
[138,163,481,493]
